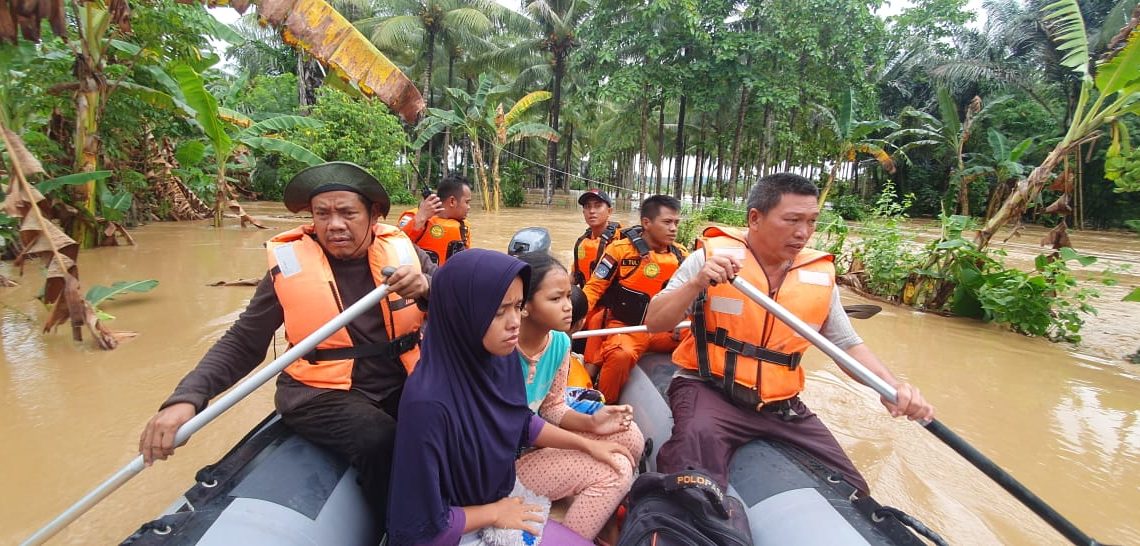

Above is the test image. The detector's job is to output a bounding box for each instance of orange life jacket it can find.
[673,226,834,407]
[572,222,621,287]
[593,226,687,325]
[396,209,470,266]
[267,224,425,390]
[566,352,593,390]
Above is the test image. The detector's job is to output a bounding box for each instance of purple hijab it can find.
[387,249,534,545]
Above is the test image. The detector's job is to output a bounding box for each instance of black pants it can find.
[280,388,401,526]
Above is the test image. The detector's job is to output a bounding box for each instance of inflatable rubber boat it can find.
[123,352,940,545]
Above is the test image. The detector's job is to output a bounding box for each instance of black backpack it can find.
[616,470,753,546]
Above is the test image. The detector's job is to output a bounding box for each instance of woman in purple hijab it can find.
[387,250,631,546]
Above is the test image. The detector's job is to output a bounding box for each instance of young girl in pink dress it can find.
[513,252,645,541]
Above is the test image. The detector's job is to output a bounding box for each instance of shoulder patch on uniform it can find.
[593,255,617,280]
[397,214,412,228]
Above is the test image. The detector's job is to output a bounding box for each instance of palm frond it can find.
[504,91,552,126]
[368,15,425,52]
[506,122,560,143]
[1040,0,1091,79]
[442,7,493,35]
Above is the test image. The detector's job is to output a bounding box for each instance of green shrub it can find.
[812,210,848,273]
[829,194,869,221]
[501,162,526,207]
[922,215,1102,342]
[973,249,1100,342]
[1126,219,1140,236]
[702,199,746,226]
[852,181,922,297]
[226,73,301,120]
[277,87,412,205]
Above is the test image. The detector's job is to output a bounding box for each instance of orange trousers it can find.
[596,318,680,402]
[581,306,607,368]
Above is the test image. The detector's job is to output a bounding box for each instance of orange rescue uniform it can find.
[267,224,425,390]
[572,221,622,287]
[396,209,471,266]
[583,227,689,402]
[673,226,834,406]
[572,221,622,369]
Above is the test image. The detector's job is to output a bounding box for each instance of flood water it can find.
[1,201,1138,545]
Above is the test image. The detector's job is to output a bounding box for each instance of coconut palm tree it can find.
[477,0,589,204]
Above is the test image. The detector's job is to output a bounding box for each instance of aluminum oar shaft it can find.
[23,282,395,546]
[571,321,691,339]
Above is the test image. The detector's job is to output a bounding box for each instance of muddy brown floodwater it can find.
[2,201,1138,545]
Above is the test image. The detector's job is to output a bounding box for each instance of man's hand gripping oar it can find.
[24,267,410,546]
[729,275,1107,546]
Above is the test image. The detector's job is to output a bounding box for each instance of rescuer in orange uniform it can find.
[138,162,437,533]
[571,189,623,375]
[396,172,473,266]
[583,195,688,402]
[646,173,935,493]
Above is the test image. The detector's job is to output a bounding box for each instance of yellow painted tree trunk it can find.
[470,138,492,211]
[72,84,102,248]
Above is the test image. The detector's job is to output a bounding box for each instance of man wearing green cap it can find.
[137,162,437,531]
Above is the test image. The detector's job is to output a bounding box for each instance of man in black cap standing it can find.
[137,162,436,530]
[570,189,623,372]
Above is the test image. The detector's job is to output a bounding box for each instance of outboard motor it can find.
[507,227,551,256]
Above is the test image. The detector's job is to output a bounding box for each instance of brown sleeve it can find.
[161,271,284,412]
[414,246,438,311]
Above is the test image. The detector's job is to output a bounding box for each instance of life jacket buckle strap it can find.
[708,329,802,370]
[302,330,421,364]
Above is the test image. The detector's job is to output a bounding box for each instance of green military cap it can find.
[282,161,391,217]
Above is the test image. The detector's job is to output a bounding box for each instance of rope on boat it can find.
[874,506,949,546]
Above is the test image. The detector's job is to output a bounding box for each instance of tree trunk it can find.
[715,132,725,198]
[72,76,101,247]
[693,114,705,204]
[563,122,574,188]
[655,97,666,195]
[213,162,228,228]
[975,144,1070,249]
[672,94,687,199]
[728,85,749,197]
[442,54,455,176]
[471,136,492,211]
[423,29,436,108]
[544,54,566,205]
[757,104,772,177]
[491,148,501,212]
[638,85,650,197]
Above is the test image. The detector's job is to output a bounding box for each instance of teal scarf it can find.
[520,331,570,412]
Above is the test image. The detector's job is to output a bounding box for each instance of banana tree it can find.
[893,88,1011,216]
[814,89,899,205]
[169,62,324,227]
[976,1,1140,249]
[957,129,1037,222]
[413,74,558,211]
